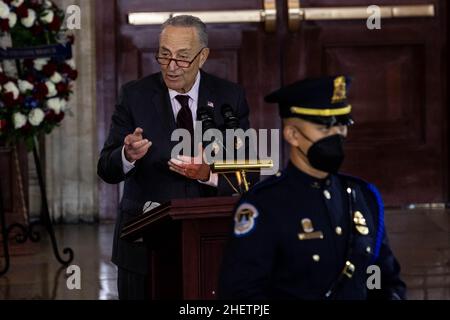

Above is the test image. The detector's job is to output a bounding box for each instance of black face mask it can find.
[297,131,346,174]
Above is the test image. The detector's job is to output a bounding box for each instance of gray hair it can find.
[161,15,208,47]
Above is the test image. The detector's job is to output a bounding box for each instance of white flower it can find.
[47,97,61,114]
[0,1,10,19]
[8,12,17,28]
[44,0,53,8]
[40,9,54,24]
[21,9,36,28]
[66,59,76,69]
[11,0,24,7]
[45,81,57,97]
[33,58,50,71]
[28,108,45,126]
[13,113,27,129]
[50,72,62,83]
[18,80,34,93]
[3,81,19,100]
[60,99,68,111]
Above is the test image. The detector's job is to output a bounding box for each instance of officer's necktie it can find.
[175,95,194,138]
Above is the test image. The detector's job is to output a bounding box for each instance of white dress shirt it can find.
[122,71,219,187]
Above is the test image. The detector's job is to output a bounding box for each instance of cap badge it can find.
[331,76,347,103]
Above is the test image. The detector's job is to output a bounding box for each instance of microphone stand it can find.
[211,160,273,194]
[235,170,249,193]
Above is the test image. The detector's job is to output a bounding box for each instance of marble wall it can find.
[40,0,98,223]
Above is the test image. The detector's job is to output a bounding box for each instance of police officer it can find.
[218,76,406,300]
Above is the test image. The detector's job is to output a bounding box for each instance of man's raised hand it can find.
[124,128,152,162]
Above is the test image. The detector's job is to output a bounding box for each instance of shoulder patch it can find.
[233,203,259,237]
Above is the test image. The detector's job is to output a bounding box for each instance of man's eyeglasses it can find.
[155,48,205,68]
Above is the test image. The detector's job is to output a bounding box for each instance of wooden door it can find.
[96,0,448,219]
[283,0,447,205]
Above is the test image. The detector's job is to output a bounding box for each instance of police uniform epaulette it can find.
[339,173,385,263]
[246,171,287,195]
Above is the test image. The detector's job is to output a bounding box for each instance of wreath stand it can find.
[0,39,74,277]
[0,1,76,276]
[0,138,74,276]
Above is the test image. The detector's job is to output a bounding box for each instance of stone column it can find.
[42,0,98,223]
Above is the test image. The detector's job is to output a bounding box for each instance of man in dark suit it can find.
[97,15,251,300]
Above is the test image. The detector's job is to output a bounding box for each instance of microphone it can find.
[221,104,243,150]
[197,106,223,157]
[221,104,240,129]
[197,106,216,133]
[220,104,248,194]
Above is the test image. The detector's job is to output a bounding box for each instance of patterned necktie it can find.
[175,95,194,137]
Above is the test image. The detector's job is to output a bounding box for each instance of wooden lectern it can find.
[120,196,239,300]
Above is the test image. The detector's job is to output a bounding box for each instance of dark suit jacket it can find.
[98,70,251,274]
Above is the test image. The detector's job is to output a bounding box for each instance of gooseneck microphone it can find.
[220,104,248,193]
[197,106,216,133]
[197,106,226,157]
[221,104,244,151]
[221,104,240,129]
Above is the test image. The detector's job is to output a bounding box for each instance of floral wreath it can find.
[0,0,77,149]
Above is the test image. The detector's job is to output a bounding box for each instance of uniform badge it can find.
[301,218,314,233]
[331,76,347,103]
[298,218,324,240]
[353,211,369,235]
[234,203,259,236]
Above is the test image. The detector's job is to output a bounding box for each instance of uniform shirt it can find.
[219,162,406,300]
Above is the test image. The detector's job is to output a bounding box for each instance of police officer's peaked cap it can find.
[265,75,354,126]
